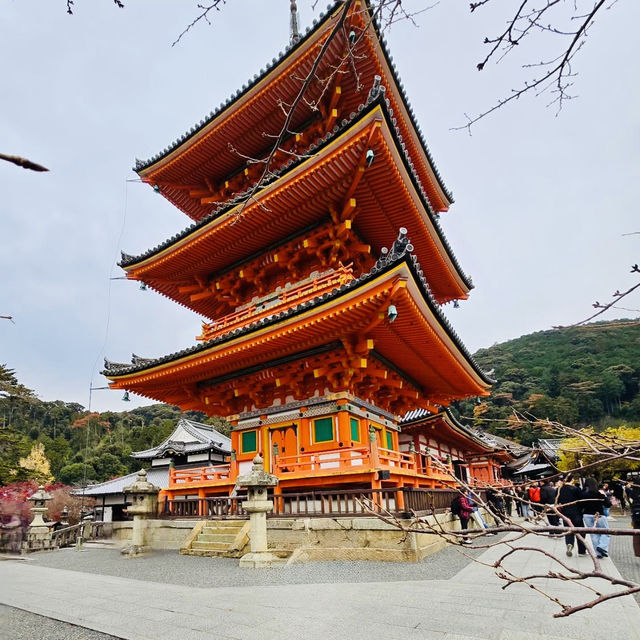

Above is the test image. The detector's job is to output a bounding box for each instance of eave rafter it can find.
[193,345,426,417]
[179,214,373,317]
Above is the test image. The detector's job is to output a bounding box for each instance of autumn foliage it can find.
[0,480,93,528]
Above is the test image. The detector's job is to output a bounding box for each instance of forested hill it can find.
[0,364,229,487]
[454,319,640,444]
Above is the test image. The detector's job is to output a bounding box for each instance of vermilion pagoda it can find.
[105,1,503,511]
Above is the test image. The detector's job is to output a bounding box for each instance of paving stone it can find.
[2,530,640,640]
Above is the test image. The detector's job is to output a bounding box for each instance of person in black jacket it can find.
[540,479,560,527]
[630,482,640,558]
[558,477,586,556]
[582,476,611,559]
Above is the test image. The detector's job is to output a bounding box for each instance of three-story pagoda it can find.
[105,1,498,510]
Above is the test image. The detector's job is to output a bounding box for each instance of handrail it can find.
[274,447,370,474]
[199,265,354,340]
[162,487,461,519]
[170,464,231,486]
[378,447,415,470]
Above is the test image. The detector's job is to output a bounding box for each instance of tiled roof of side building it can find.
[131,418,231,459]
[133,1,452,203]
[72,467,170,497]
[120,94,472,292]
[400,408,498,452]
[104,229,493,385]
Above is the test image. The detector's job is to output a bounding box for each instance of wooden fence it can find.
[161,487,463,520]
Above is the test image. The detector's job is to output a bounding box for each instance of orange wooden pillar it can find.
[368,425,380,468]
[396,479,405,510]
[336,405,350,447]
[229,449,238,482]
[198,489,206,516]
[273,484,282,515]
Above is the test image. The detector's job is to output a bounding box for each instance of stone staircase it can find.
[180,520,250,557]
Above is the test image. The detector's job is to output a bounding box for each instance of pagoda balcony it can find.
[197,265,354,341]
[165,440,457,493]
[273,446,372,476]
[169,464,232,487]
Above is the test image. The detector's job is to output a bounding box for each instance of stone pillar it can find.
[236,455,279,568]
[26,485,53,551]
[121,469,160,557]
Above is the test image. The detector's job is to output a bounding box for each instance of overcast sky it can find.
[1,1,638,413]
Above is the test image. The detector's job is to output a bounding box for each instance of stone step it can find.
[201,529,242,537]
[203,520,245,530]
[191,541,230,551]
[83,540,117,549]
[197,533,236,544]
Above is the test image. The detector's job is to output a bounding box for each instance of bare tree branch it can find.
[457,0,611,131]
[0,153,49,172]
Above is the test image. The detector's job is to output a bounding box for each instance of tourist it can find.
[612,479,626,514]
[582,477,611,559]
[629,483,640,557]
[540,479,560,528]
[486,488,506,525]
[503,485,514,518]
[517,484,531,520]
[528,481,542,519]
[468,491,497,536]
[626,482,634,508]
[451,492,474,545]
[558,477,585,557]
[600,483,614,520]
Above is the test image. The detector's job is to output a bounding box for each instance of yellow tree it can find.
[557,426,640,480]
[18,442,54,484]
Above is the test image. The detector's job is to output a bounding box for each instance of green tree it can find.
[58,462,96,485]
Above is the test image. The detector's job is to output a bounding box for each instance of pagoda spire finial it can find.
[290,0,300,45]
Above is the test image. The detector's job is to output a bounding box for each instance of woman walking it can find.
[582,477,612,559]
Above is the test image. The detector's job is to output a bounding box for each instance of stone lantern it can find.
[121,469,160,557]
[27,485,53,550]
[236,454,279,568]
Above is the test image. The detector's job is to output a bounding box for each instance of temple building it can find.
[81,418,231,521]
[104,1,503,514]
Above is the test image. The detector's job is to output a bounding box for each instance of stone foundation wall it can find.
[267,512,459,563]
[111,520,195,550]
[111,511,471,562]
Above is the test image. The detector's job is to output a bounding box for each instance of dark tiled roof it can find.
[400,408,497,452]
[131,418,231,459]
[120,95,472,292]
[104,229,491,386]
[133,1,452,203]
[73,467,170,497]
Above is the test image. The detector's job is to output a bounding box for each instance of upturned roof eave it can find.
[401,409,496,452]
[104,245,492,391]
[133,0,452,207]
[130,418,231,458]
[121,99,473,296]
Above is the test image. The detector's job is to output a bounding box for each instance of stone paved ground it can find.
[0,604,119,640]
[22,534,499,588]
[2,531,639,640]
[608,514,640,603]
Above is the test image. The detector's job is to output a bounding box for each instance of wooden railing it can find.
[170,464,231,485]
[274,447,370,475]
[161,487,461,520]
[378,447,416,470]
[162,496,246,518]
[199,265,354,341]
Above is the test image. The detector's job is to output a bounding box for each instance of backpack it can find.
[451,495,462,516]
